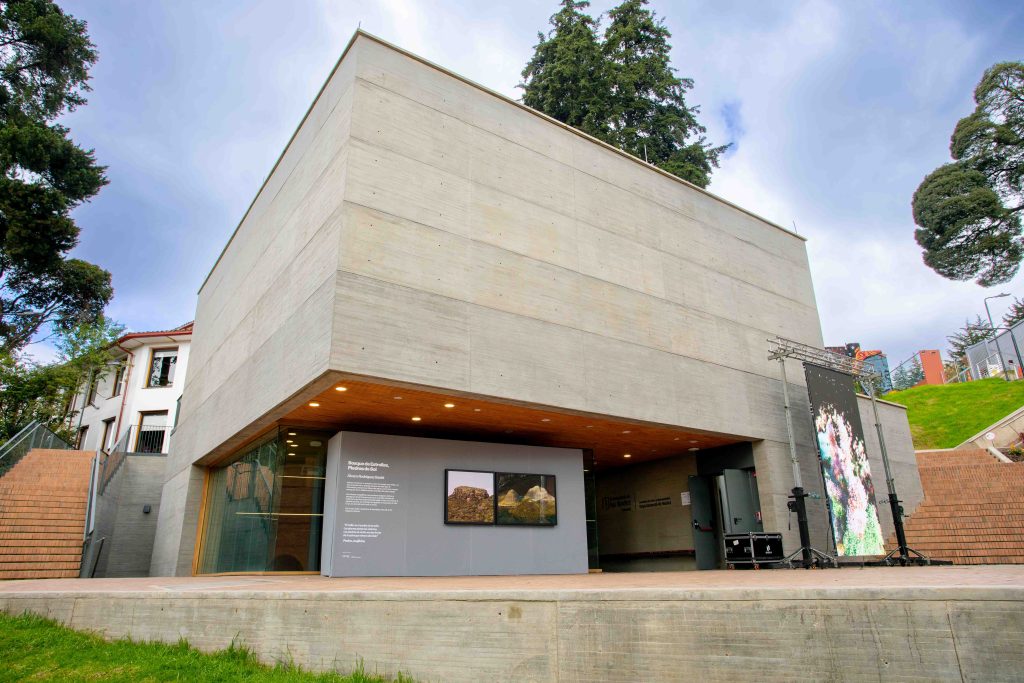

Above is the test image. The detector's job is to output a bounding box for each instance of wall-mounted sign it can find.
[601,494,634,512]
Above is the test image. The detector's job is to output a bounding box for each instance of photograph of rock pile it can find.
[444,470,495,524]
[496,473,557,526]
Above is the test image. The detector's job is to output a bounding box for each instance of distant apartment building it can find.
[68,323,192,454]
[825,343,893,393]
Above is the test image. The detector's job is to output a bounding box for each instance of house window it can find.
[147,348,177,388]
[112,363,125,397]
[101,418,116,452]
[86,373,99,405]
[76,425,89,450]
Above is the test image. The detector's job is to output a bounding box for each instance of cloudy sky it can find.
[53,0,1024,368]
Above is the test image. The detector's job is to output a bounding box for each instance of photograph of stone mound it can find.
[496,473,557,526]
[445,470,495,524]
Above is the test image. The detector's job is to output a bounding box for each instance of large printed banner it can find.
[803,364,886,556]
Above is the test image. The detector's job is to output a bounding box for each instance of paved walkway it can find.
[2,564,1022,595]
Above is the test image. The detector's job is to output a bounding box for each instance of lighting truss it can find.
[767,336,880,380]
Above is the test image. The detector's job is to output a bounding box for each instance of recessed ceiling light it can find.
[473,408,481,412]
[335,386,348,392]
[444,403,455,408]
[288,432,296,436]
[308,402,320,407]
[688,447,699,452]
[622,430,631,434]
[689,440,699,444]
[393,396,402,400]
[288,452,296,456]
[623,453,632,458]
[586,425,593,429]
[541,418,551,422]
[411,416,422,422]
[673,437,680,441]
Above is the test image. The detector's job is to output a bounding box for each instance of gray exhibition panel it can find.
[321,432,588,577]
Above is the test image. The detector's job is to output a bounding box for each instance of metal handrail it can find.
[0,420,72,478]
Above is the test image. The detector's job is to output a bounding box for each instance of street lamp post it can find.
[984,293,1011,379]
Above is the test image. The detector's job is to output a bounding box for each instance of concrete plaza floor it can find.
[2,566,1023,682]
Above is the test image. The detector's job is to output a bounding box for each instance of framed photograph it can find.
[495,473,557,526]
[444,469,495,525]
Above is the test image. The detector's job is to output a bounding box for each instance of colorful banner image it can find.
[803,364,886,556]
[444,470,495,524]
[495,473,557,526]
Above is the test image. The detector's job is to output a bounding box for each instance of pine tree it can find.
[0,0,112,353]
[1003,296,1024,328]
[521,0,609,139]
[601,0,726,187]
[912,62,1024,286]
[520,0,726,188]
[946,315,996,361]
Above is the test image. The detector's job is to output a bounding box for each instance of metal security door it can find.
[720,469,764,534]
[688,475,718,570]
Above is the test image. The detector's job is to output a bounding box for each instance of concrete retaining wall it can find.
[92,455,166,577]
[2,584,1021,682]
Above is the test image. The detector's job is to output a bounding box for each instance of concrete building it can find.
[149,31,920,578]
[69,323,192,455]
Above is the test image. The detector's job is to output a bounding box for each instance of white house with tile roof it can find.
[68,322,193,454]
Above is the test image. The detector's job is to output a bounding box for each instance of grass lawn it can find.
[0,611,409,683]
[882,377,1024,449]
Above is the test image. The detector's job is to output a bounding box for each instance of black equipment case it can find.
[724,532,784,568]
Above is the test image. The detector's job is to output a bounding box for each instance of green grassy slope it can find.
[0,612,410,683]
[882,377,1024,450]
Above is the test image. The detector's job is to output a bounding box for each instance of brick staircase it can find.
[894,449,1024,564]
[0,449,94,579]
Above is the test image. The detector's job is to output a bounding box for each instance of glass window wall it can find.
[196,427,329,574]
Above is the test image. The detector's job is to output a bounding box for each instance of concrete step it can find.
[0,532,83,540]
[0,562,80,573]
[0,544,82,556]
[0,568,80,579]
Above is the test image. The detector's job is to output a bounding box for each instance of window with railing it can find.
[136,411,169,453]
[147,348,177,387]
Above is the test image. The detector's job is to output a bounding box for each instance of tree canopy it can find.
[520,0,726,188]
[0,315,121,442]
[0,0,112,354]
[912,62,1024,286]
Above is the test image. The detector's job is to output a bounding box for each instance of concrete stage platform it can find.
[2,567,1023,682]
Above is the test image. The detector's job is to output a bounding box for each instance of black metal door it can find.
[688,475,718,570]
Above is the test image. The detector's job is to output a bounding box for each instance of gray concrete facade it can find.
[152,30,920,575]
